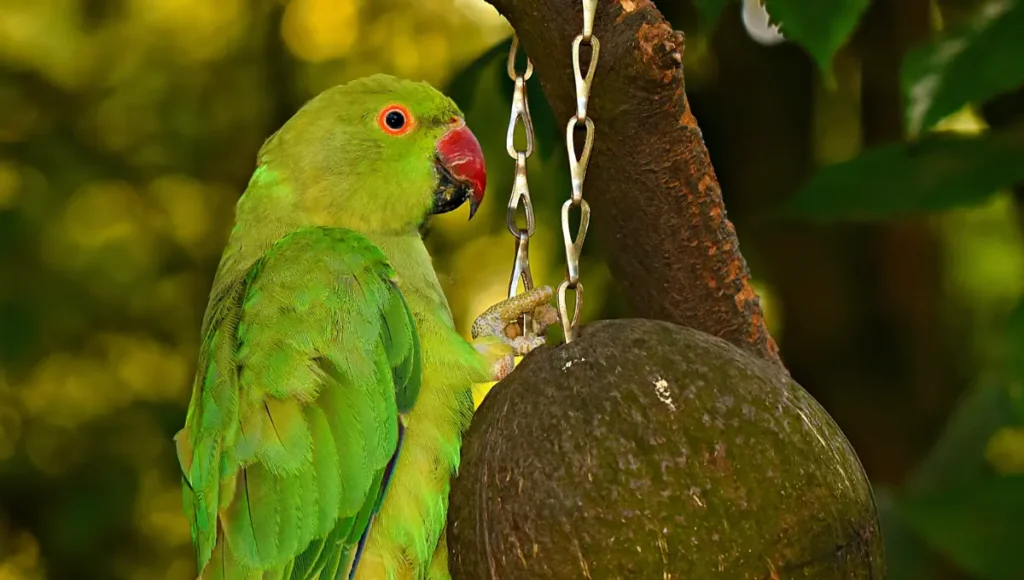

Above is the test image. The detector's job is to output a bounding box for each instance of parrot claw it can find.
[472,286,557,381]
[491,355,516,383]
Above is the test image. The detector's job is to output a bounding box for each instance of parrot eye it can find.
[385,111,405,129]
[377,105,413,136]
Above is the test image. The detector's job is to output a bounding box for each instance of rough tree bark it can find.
[485,0,781,365]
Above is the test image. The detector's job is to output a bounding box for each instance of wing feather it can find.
[175,226,421,578]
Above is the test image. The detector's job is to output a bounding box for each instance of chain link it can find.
[558,0,599,343]
[505,36,537,335]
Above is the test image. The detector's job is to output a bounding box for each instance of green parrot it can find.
[174,74,557,579]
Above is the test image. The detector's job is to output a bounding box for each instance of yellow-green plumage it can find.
[178,227,417,579]
[175,75,491,579]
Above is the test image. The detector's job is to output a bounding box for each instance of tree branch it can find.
[487,0,781,365]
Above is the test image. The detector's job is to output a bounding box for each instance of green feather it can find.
[176,227,420,577]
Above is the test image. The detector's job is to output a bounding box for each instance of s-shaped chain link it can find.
[504,36,537,335]
[559,0,599,343]
[502,0,598,344]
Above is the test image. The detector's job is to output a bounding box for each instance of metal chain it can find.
[505,36,537,336]
[558,0,599,343]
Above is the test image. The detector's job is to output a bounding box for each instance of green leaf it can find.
[775,129,1024,221]
[693,0,735,32]
[762,0,871,73]
[902,0,1024,137]
[900,475,1024,580]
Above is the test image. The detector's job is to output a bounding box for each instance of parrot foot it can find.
[472,285,559,381]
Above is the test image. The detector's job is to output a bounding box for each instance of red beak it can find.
[434,121,486,219]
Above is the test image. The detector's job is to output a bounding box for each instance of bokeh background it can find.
[1,0,1023,578]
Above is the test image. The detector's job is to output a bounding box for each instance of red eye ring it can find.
[377,104,414,136]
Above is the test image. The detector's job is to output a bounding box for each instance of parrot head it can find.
[252,74,487,234]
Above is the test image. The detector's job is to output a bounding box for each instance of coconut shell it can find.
[448,319,884,579]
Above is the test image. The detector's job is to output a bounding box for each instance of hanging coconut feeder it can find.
[448,319,884,578]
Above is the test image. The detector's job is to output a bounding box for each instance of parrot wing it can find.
[174,226,422,579]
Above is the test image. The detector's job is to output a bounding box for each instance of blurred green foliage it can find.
[693,0,1024,578]
[0,0,1023,578]
[763,0,872,73]
[777,129,1024,220]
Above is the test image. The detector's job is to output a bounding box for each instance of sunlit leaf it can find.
[776,129,1024,221]
[0,162,21,209]
[986,426,1024,474]
[281,0,360,62]
[762,0,870,73]
[900,474,1024,580]
[903,0,1024,137]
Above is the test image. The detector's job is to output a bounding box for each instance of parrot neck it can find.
[364,232,454,325]
[207,164,451,333]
